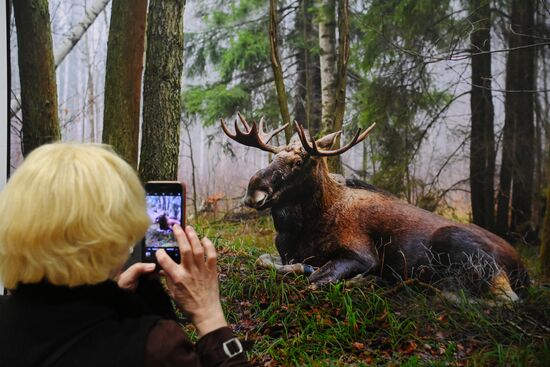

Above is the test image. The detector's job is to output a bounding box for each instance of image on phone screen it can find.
[143,191,182,263]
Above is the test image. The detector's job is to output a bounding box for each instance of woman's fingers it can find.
[160,225,217,274]
[156,248,182,282]
[185,226,206,268]
[202,237,217,271]
[173,224,193,270]
[155,225,226,336]
[116,262,156,291]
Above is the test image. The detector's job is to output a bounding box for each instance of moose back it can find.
[221,114,530,299]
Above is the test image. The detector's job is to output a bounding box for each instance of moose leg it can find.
[272,205,303,264]
[489,271,519,302]
[275,232,300,265]
[308,251,377,286]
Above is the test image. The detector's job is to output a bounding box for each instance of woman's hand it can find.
[116,262,157,291]
[156,224,228,336]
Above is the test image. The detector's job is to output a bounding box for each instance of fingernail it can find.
[146,263,156,270]
[186,226,194,233]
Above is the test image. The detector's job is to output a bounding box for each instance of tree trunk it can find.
[509,0,536,240]
[102,0,148,168]
[294,0,310,128]
[13,0,60,155]
[318,0,336,134]
[269,0,291,143]
[294,0,322,136]
[469,0,495,231]
[496,0,536,239]
[327,0,349,174]
[54,0,111,68]
[139,0,185,182]
[532,50,544,233]
[496,114,514,236]
[183,120,198,216]
[542,55,550,275]
[85,35,97,143]
[541,187,550,279]
[310,53,323,136]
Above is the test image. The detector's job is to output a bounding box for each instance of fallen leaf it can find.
[399,341,417,355]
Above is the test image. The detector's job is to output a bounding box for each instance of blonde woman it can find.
[0,143,249,367]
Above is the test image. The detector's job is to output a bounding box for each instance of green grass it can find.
[188,215,550,366]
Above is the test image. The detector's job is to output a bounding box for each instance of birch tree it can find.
[102,0,148,168]
[318,0,337,134]
[139,0,185,181]
[13,0,60,155]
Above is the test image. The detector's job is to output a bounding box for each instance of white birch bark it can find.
[318,0,337,132]
[10,0,110,116]
[85,34,96,143]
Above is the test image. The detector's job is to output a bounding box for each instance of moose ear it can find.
[315,131,341,150]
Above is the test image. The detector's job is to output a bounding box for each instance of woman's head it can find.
[0,143,150,288]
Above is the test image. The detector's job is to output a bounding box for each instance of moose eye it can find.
[294,159,303,167]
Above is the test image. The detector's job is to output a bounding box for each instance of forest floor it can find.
[184,215,550,366]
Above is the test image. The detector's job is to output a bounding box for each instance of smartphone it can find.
[142,181,186,264]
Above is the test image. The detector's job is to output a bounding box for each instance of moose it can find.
[221,113,530,300]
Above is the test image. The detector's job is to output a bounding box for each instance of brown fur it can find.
[226,121,529,295]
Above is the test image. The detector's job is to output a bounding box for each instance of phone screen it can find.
[143,186,183,263]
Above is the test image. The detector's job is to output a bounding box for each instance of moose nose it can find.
[244,190,268,208]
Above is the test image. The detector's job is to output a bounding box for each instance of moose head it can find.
[221,113,376,210]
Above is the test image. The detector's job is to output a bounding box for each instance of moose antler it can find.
[294,121,376,157]
[220,112,288,154]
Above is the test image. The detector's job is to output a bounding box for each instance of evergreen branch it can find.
[397,41,550,65]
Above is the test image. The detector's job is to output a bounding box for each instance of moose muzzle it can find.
[244,189,269,209]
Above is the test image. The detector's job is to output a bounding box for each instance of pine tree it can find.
[351,0,453,200]
[541,187,550,279]
[496,0,536,240]
[469,0,495,230]
[102,0,148,168]
[13,0,60,155]
[139,0,185,181]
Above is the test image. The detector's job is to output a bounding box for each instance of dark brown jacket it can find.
[0,281,250,367]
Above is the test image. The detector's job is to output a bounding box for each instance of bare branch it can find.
[11,0,111,117]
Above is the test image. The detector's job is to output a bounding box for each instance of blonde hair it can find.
[0,143,150,288]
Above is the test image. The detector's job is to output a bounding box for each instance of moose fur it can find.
[222,115,530,298]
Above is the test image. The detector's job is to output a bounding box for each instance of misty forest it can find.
[8,0,550,365]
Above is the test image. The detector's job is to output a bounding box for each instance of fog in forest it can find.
[8,0,544,218]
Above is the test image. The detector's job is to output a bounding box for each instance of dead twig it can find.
[505,319,546,340]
